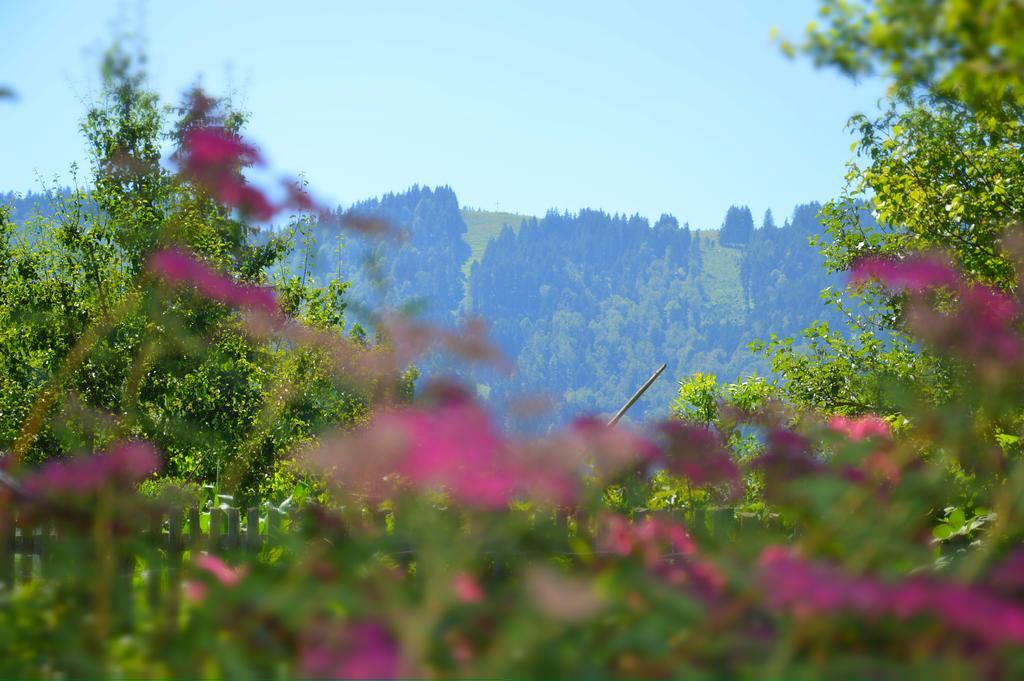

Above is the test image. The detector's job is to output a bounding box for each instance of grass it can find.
[693,230,747,325]
[460,209,532,273]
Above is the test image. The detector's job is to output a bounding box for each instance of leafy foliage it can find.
[0,45,372,503]
[7,2,1024,677]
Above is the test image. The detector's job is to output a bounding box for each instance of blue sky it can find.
[1,1,882,229]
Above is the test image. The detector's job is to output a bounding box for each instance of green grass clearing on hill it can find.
[460,209,532,274]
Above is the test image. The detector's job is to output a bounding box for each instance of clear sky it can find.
[1,1,882,230]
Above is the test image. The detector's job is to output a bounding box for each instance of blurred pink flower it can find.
[21,441,160,496]
[212,176,276,221]
[655,421,742,497]
[451,572,484,604]
[569,416,660,478]
[758,546,1024,645]
[754,430,825,493]
[829,415,903,483]
[388,401,518,508]
[339,210,397,237]
[299,621,400,680]
[990,550,1024,594]
[903,283,1024,376]
[600,514,725,598]
[194,554,247,587]
[829,415,891,441]
[283,180,319,213]
[304,396,577,508]
[182,580,207,603]
[525,566,605,623]
[850,254,959,291]
[602,514,636,556]
[179,127,277,220]
[183,128,263,167]
[381,313,509,371]
[148,248,280,317]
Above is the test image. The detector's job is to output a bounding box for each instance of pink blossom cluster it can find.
[602,514,726,598]
[828,415,891,441]
[759,546,1024,646]
[849,253,960,291]
[298,621,401,680]
[148,247,281,317]
[179,125,397,238]
[181,128,276,220]
[381,313,509,370]
[828,414,903,483]
[754,429,825,483]
[302,385,674,508]
[21,441,160,496]
[303,385,764,512]
[908,283,1024,369]
[850,254,1024,372]
[655,421,742,497]
[303,395,553,508]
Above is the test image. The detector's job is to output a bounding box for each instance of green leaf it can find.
[932,524,953,540]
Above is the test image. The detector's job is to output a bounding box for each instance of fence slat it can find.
[115,551,135,632]
[146,512,162,610]
[246,507,260,552]
[209,508,222,553]
[167,508,183,624]
[1,508,14,589]
[188,506,201,549]
[227,508,240,551]
[18,524,34,583]
[37,522,48,580]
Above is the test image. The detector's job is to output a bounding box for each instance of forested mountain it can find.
[268,185,469,323]
[464,202,842,425]
[4,185,842,427]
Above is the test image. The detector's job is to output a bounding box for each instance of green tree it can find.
[749,1,1024,418]
[0,43,374,502]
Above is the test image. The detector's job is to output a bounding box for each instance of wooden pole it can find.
[607,363,667,427]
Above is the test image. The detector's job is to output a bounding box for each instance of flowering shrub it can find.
[6,12,1024,677]
[6,195,1024,677]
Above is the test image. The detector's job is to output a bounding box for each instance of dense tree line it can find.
[7,182,845,429]
[465,202,844,426]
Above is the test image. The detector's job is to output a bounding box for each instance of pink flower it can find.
[850,253,1024,375]
[339,210,397,237]
[299,622,400,680]
[849,254,959,291]
[303,397,576,509]
[600,514,724,599]
[655,422,742,497]
[381,313,509,371]
[183,128,263,168]
[148,248,280,317]
[758,546,1024,645]
[829,415,891,442]
[178,127,277,221]
[182,580,208,603]
[389,401,518,508]
[753,430,824,495]
[21,441,160,496]
[284,180,319,213]
[194,554,247,587]
[904,282,1024,374]
[525,567,605,623]
[602,514,636,556]
[451,572,484,604]
[211,176,276,221]
[569,416,660,478]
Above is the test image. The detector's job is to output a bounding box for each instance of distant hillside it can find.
[5,187,843,429]
[461,205,843,427]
